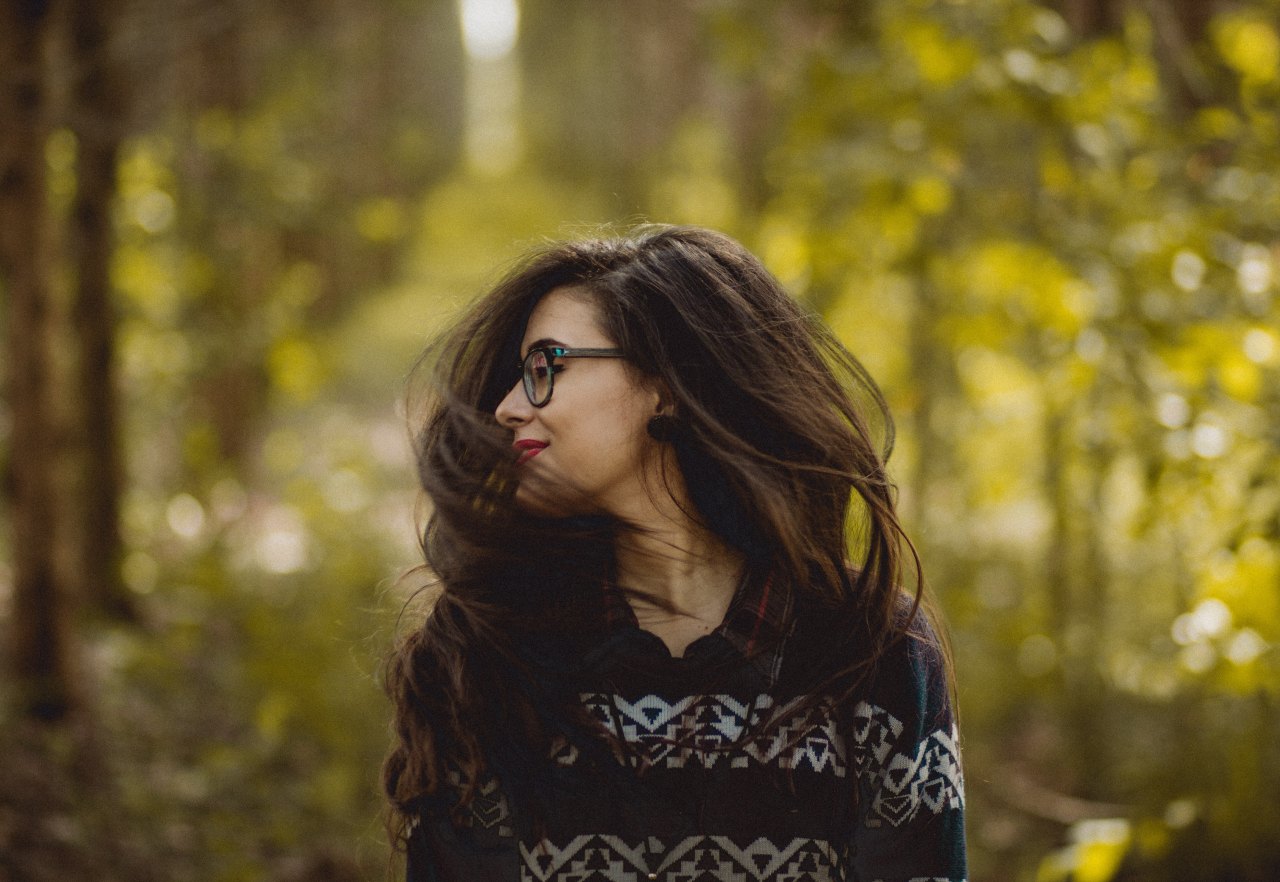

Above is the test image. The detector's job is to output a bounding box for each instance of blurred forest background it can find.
[1,0,1278,880]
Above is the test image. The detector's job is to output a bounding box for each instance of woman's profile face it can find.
[494,286,661,515]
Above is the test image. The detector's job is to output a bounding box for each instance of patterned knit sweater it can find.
[405,578,966,882]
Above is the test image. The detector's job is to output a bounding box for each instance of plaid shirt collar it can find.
[599,568,795,686]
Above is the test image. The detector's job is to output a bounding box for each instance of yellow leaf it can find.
[1041,149,1073,193]
[1205,537,1280,635]
[1214,15,1280,83]
[1074,839,1127,882]
[1217,351,1260,401]
[956,346,1038,409]
[759,219,811,287]
[953,240,1087,334]
[356,197,406,243]
[269,337,325,402]
[1070,819,1131,882]
[898,19,978,86]
[1193,107,1243,141]
[908,175,953,215]
[114,246,180,319]
[256,692,294,741]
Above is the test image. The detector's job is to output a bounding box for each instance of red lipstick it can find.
[513,439,548,466]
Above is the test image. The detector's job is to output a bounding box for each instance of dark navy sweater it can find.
[405,577,966,882]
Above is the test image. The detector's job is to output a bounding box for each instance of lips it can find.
[512,439,548,466]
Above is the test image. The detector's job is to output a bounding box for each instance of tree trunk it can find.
[1044,401,1111,798]
[901,277,941,537]
[1,0,76,721]
[1143,0,1217,115]
[1055,0,1219,114]
[68,0,135,621]
[1054,0,1126,38]
[519,0,700,213]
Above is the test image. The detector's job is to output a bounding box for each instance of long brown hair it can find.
[382,225,946,844]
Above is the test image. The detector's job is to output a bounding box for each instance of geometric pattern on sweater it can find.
[439,770,515,838]
[579,692,846,775]
[851,701,964,829]
[519,834,845,882]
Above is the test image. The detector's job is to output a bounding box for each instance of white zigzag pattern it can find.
[562,693,961,829]
[520,834,844,882]
[578,692,847,775]
[851,701,964,829]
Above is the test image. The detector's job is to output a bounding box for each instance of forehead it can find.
[520,286,612,350]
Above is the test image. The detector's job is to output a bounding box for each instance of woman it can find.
[383,226,966,882]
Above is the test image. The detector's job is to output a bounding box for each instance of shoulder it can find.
[847,619,967,879]
[782,591,960,769]
[875,606,954,726]
[787,591,953,693]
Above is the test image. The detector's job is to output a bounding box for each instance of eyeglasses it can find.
[517,346,624,407]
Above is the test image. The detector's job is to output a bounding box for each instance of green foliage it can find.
[722,2,1280,879]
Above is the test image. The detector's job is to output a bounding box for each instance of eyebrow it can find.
[522,337,567,356]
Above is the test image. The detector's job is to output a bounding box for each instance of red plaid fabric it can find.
[599,569,793,684]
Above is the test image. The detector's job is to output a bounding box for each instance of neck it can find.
[614,522,742,617]
[609,461,744,630]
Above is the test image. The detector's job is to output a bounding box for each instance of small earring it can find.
[647,414,678,443]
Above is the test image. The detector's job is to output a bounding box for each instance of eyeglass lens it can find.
[524,350,552,405]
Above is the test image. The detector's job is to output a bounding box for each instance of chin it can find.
[513,474,600,519]
[513,486,558,516]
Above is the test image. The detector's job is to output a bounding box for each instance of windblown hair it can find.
[382,225,945,846]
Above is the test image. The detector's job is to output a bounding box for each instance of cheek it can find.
[601,391,655,444]
[567,396,652,474]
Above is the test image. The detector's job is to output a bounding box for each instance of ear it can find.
[646,378,675,417]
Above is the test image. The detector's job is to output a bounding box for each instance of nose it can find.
[495,380,533,428]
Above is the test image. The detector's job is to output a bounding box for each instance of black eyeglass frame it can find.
[519,346,624,407]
